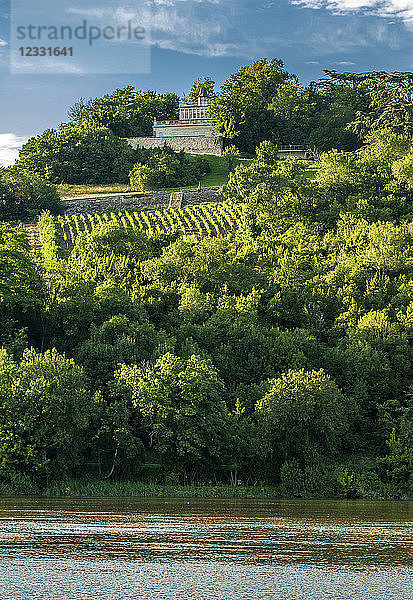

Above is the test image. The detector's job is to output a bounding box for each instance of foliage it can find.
[323,70,413,139]
[116,353,230,477]
[223,145,241,173]
[0,224,43,314]
[17,122,138,184]
[0,167,61,221]
[3,61,413,495]
[129,147,210,191]
[0,348,97,482]
[185,77,216,102]
[256,369,353,465]
[68,87,179,137]
[209,58,293,152]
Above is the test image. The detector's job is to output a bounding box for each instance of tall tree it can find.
[68,87,179,137]
[323,70,413,139]
[208,58,294,152]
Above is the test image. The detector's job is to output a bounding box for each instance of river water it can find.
[0,497,412,599]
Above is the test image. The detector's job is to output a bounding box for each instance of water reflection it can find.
[0,498,412,599]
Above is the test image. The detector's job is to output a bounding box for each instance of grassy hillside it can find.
[57,154,252,198]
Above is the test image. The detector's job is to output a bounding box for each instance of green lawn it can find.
[200,154,253,187]
[58,154,253,198]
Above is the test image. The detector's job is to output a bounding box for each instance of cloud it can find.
[149,0,241,57]
[147,0,411,58]
[291,0,413,27]
[0,134,29,167]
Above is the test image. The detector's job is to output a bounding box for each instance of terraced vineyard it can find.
[56,201,245,249]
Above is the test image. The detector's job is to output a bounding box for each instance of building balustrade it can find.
[154,118,212,126]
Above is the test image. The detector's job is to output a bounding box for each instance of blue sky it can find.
[1,0,413,165]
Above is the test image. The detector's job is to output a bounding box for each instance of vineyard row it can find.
[56,201,245,248]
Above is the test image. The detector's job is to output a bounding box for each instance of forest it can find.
[1,61,413,498]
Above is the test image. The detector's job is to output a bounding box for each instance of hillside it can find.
[56,155,248,199]
[55,200,245,250]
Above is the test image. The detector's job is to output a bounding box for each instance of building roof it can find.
[198,86,209,98]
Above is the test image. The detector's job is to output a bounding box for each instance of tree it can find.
[392,151,413,189]
[74,314,174,388]
[142,235,261,294]
[225,142,318,234]
[129,148,210,191]
[209,58,294,152]
[17,122,138,184]
[116,353,229,478]
[323,70,413,139]
[0,224,43,315]
[0,348,97,482]
[68,87,179,137]
[186,77,216,102]
[256,369,353,465]
[268,81,317,147]
[0,167,61,221]
[223,145,240,173]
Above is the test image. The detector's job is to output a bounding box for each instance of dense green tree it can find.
[256,369,354,467]
[129,147,210,191]
[323,70,413,139]
[0,167,61,221]
[116,353,230,478]
[142,235,261,294]
[74,314,174,388]
[0,224,43,315]
[0,348,97,482]
[307,81,364,151]
[17,123,138,184]
[68,87,179,137]
[209,58,294,152]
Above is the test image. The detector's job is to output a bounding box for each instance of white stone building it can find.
[125,87,223,156]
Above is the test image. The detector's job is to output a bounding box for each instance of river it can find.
[0,497,412,599]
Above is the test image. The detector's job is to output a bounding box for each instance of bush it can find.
[17,122,138,184]
[129,147,210,191]
[0,167,61,221]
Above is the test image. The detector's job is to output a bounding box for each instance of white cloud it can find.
[0,39,7,47]
[292,0,413,27]
[0,134,29,168]
[147,0,241,57]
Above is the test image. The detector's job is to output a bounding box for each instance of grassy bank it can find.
[47,480,280,499]
[0,478,280,499]
[1,477,409,500]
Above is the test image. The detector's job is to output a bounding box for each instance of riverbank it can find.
[1,475,410,500]
[46,481,282,499]
[0,478,286,499]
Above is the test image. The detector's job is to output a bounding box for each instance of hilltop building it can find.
[125,87,223,156]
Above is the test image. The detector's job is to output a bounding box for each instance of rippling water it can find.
[0,498,412,599]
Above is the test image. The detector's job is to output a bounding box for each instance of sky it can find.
[1,0,413,166]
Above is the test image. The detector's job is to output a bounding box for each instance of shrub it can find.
[0,167,61,221]
[17,122,138,184]
[129,147,210,191]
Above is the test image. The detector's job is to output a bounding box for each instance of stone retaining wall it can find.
[125,136,223,156]
[62,187,224,216]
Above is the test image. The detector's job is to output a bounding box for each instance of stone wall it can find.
[153,124,213,137]
[62,187,224,216]
[125,135,223,156]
